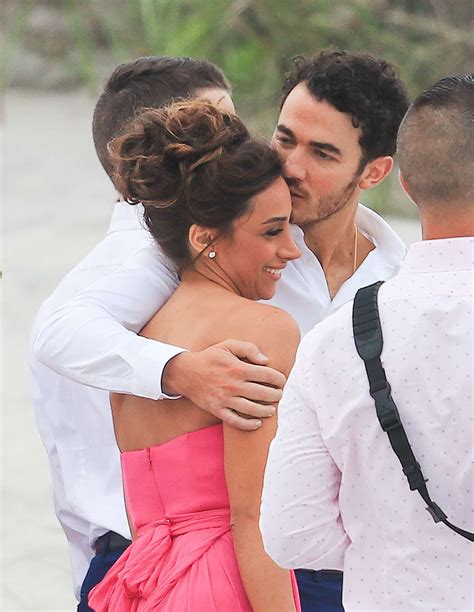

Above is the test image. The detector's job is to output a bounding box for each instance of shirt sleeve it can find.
[260,334,350,570]
[33,245,181,399]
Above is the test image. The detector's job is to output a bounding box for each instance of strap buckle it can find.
[402,460,426,491]
[371,385,401,432]
[426,502,448,524]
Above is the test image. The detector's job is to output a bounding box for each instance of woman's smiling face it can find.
[212,177,301,301]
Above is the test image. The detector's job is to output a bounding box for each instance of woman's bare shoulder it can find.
[232,300,301,376]
[142,289,300,375]
[241,300,299,333]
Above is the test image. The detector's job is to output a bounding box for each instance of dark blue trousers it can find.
[77,542,129,611]
[295,569,344,612]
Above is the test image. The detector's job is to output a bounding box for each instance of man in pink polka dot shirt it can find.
[261,75,474,610]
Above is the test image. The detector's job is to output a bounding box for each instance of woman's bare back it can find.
[111,276,297,451]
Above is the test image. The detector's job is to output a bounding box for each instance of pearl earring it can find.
[208,250,216,259]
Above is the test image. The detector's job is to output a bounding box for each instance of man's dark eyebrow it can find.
[310,141,342,156]
[261,216,288,225]
[276,124,294,138]
[276,124,342,156]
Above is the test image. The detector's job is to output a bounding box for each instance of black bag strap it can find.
[352,281,473,542]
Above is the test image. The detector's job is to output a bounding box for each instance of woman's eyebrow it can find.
[261,216,288,225]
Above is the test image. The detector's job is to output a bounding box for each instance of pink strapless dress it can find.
[89,424,300,611]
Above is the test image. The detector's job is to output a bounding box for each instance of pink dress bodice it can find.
[89,424,300,611]
[123,424,230,530]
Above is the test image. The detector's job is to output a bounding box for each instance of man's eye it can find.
[314,150,332,160]
[265,228,283,237]
[275,135,292,145]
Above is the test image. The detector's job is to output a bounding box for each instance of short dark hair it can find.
[397,74,474,206]
[110,100,282,269]
[281,50,409,166]
[92,56,230,181]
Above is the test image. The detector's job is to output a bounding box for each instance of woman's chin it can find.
[241,283,277,302]
[257,287,277,301]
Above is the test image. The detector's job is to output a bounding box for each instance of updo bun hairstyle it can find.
[109,99,282,268]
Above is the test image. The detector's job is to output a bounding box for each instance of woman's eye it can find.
[265,228,283,237]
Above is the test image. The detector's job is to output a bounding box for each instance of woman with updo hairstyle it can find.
[89,100,301,612]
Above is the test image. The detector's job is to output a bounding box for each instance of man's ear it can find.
[399,172,410,197]
[358,156,393,191]
[188,224,215,257]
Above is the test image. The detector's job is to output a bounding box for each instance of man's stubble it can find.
[289,172,360,229]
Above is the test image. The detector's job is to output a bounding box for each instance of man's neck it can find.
[299,202,374,299]
[420,206,474,240]
[301,202,359,269]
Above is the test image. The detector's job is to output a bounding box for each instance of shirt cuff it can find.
[132,341,187,400]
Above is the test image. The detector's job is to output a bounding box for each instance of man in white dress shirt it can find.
[261,75,474,610]
[33,51,409,610]
[30,55,240,610]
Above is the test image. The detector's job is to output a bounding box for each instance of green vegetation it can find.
[5,0,473,213]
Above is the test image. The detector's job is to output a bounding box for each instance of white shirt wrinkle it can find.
[34,227,182,397]
[261,237,474,611]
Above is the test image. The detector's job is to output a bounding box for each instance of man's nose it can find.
[283,149,306,182]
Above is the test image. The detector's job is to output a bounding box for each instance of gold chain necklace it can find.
[353,224,358,274]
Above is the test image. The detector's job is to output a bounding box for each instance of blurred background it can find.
[2,1,473,610]
[5,0,474,214]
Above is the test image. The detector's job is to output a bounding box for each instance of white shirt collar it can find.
[271,204,407,332]
[400,237,474,274]
[355,203,407,262]
[291,203,406,266]
[107,202,145,234]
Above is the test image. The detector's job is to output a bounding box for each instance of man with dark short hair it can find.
[91,56,235,180]
[30,55,240,610]
[34,50,410,610]
[261,74,474,610]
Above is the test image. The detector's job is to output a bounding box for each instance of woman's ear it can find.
[188,224,215,257]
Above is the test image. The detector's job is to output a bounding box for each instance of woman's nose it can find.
[279,235,301,262]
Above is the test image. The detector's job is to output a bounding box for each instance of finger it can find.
[221,339,269,365]
[228,396,276,419]
[220,407,262,431]
[243,363,286,389]
[236,381,283,404]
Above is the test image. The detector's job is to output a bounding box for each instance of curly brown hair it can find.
[281,50,409,166]
[110,99,282,268]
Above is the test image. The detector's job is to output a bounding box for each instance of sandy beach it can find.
[3,91,115,612]
[2,90,421,611]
